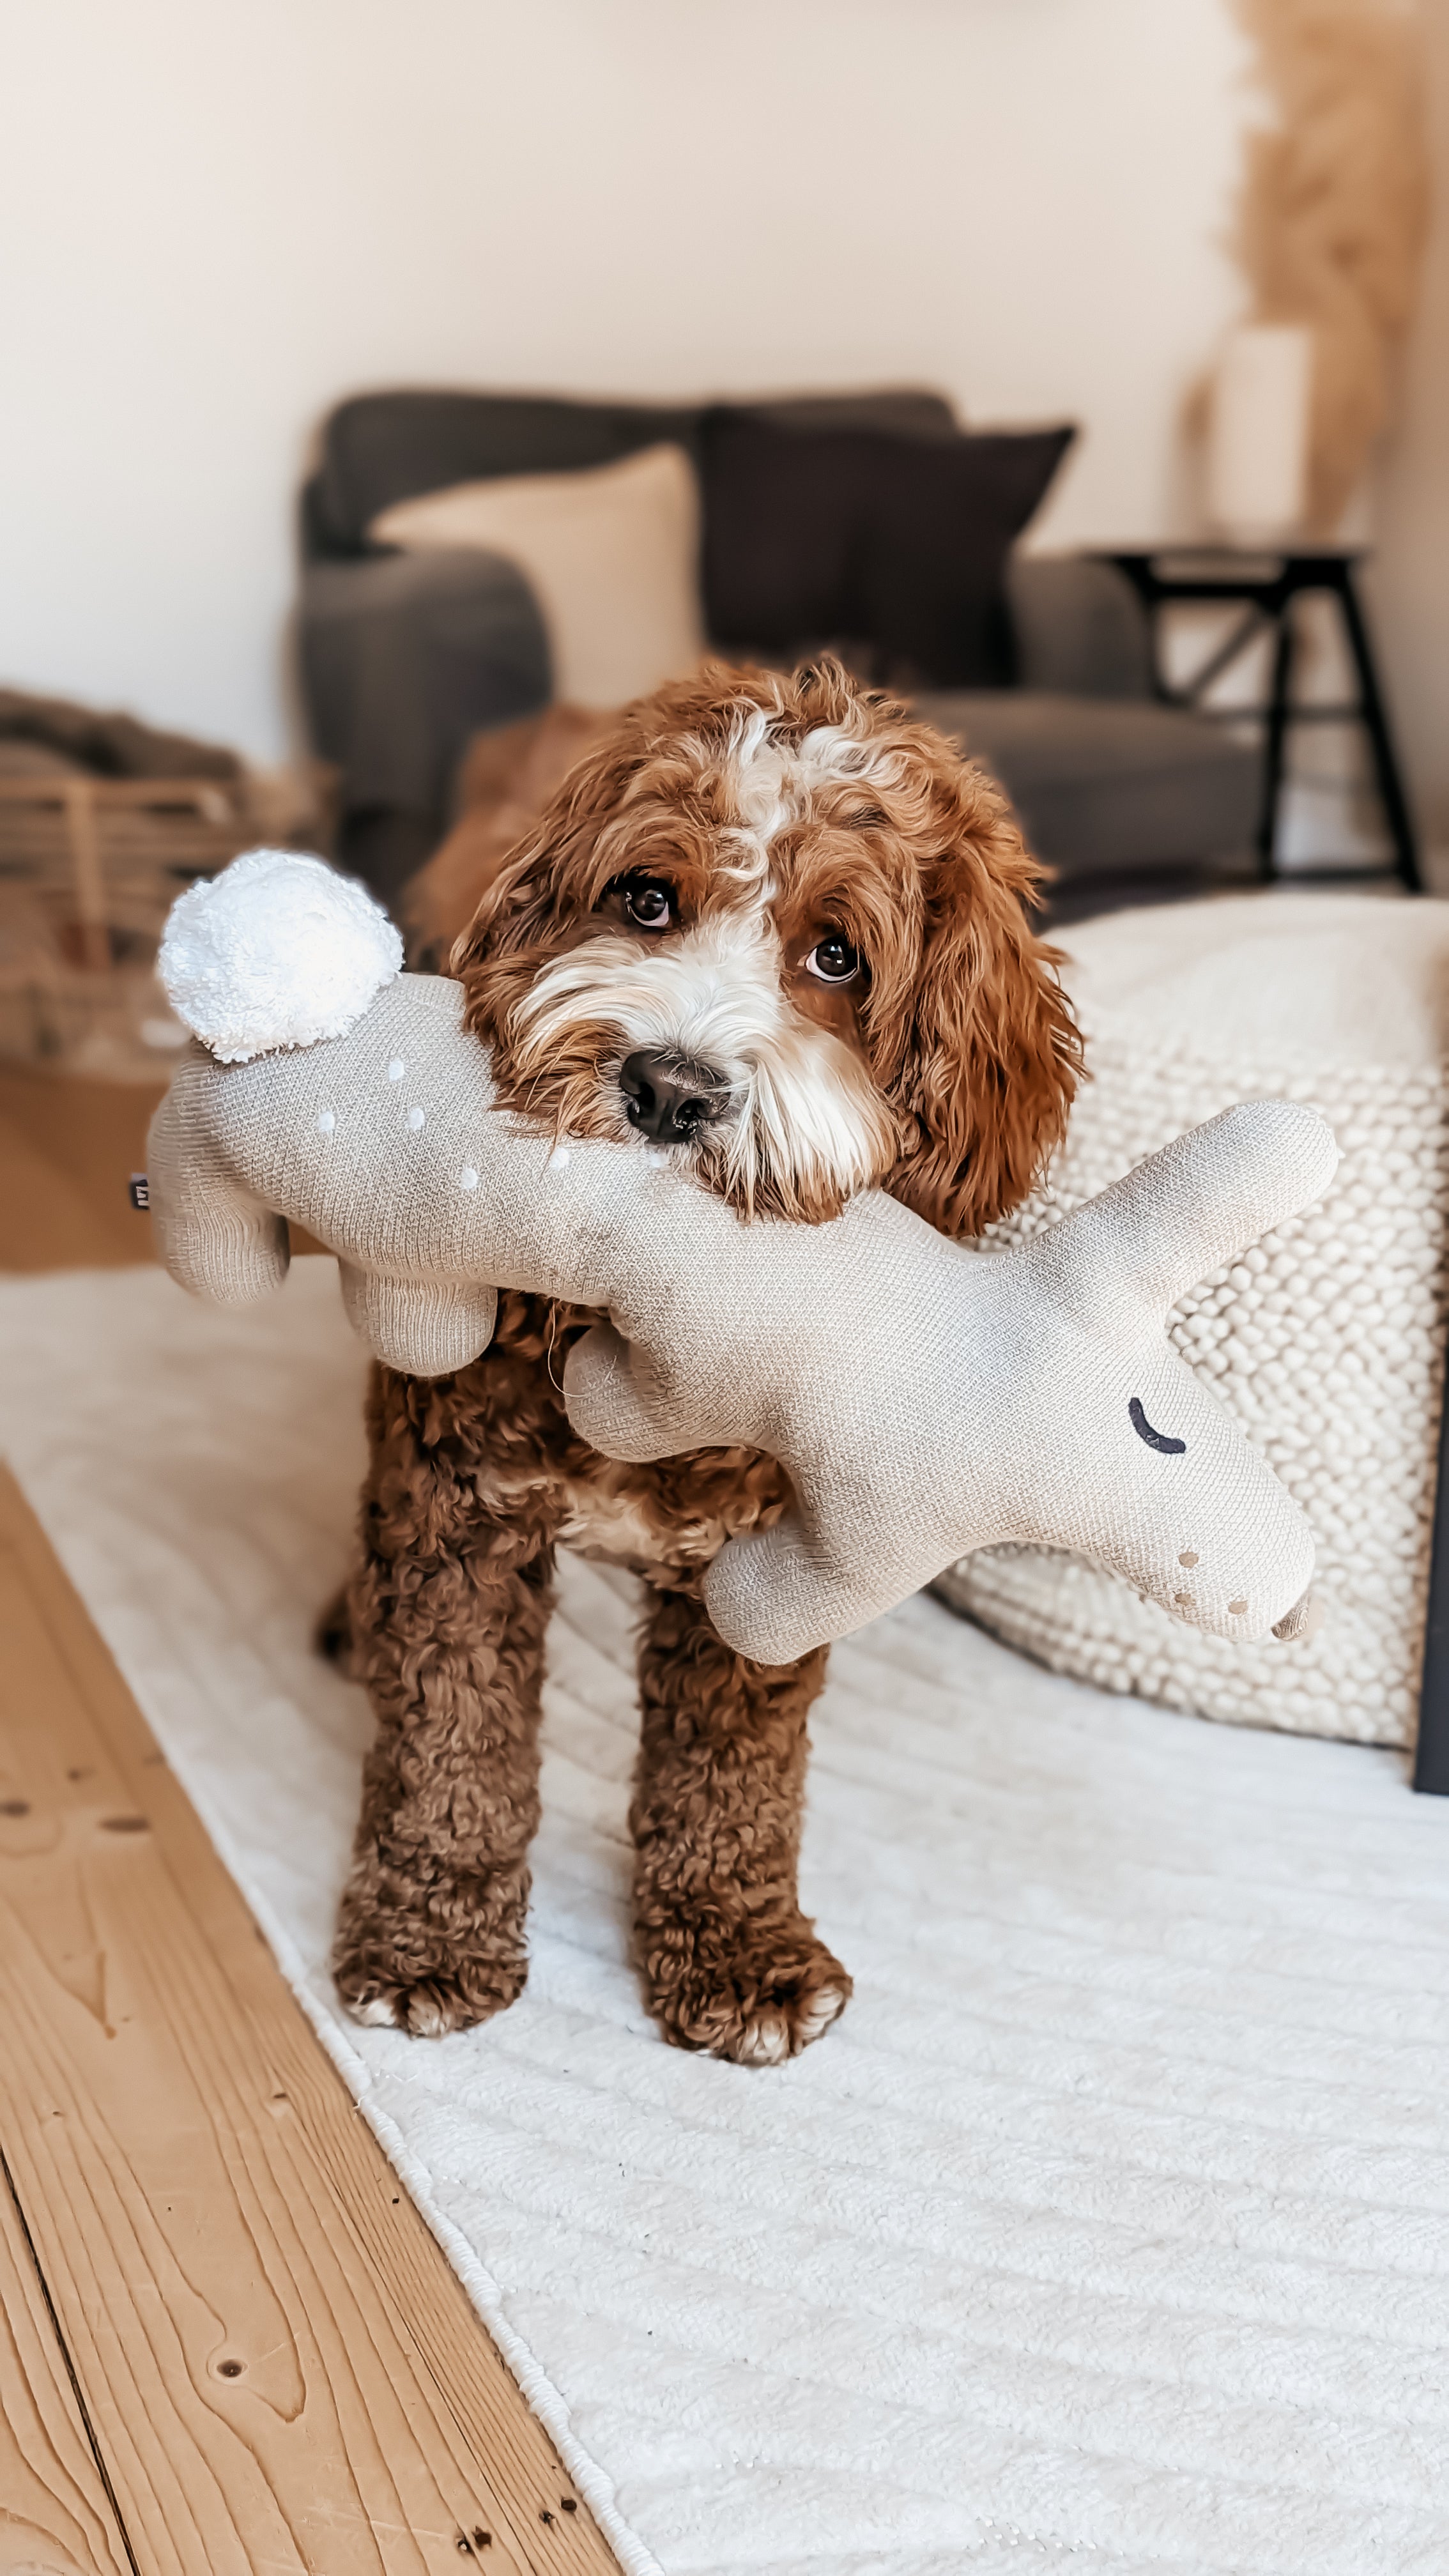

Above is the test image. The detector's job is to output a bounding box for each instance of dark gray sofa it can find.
[298,388,1259,912]
[920,553,1261,916]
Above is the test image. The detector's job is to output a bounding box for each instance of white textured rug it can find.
[4,1261,1449,2576]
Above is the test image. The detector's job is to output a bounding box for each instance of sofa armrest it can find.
[298,549,551,831]
[1005,553,1154,700]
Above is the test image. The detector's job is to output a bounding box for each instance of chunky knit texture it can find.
[938,894,1449,1748]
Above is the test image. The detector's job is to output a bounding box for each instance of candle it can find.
[1206,324,1313,544]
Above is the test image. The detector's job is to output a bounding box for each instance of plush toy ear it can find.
[882,757,1082,1239]
[1058,1100,1340,1317]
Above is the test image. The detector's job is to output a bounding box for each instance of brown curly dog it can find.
[328,658,1081,2063]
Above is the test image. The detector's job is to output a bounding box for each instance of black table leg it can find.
[1416,1344,1449,1790]
[1338,567,1423,892]
[1097,548,1422,893]
[1256,610,1295,882]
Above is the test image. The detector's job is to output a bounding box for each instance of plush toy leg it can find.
[704,1516,871,1667]
[337,1265,498,1378]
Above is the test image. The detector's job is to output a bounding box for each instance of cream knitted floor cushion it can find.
[936,893,1449,1749]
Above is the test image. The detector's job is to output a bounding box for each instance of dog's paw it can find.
[336,1961,525,2038]
[332,1887,528,2039]
[638,1906,851,2065]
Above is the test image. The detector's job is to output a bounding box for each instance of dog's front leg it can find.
[631,1589,850,2065]
[332,1368,558,2039]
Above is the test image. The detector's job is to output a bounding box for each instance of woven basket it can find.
[935,893,1449,1749]
[0,769,335,1077]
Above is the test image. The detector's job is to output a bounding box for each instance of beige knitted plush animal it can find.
[148,853,1337,1662]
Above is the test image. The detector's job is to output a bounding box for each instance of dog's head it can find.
[454,659,1081,1236]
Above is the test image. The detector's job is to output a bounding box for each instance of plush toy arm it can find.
[147,1066,292,1305]
[702,1517,896,1666]
[562,1323,698,1462]
[337,1263,498,1379]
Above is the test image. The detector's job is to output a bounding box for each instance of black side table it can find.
[1096,546,1422,892]
[1414,1395,1449,1793]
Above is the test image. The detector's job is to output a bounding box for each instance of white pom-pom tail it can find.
[158,848,402,1061]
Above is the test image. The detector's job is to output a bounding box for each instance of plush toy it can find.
[149,852,1338,1662]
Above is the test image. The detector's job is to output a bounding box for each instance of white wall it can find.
[11,0,1443,845]
[0,0,1250,765]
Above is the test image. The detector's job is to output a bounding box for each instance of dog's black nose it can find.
[620,1050,723,1144]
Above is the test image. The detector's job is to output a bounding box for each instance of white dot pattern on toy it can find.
[459,1167,479,1192]
[945,1033,1449,1747]
[387,1058,405,1081]
[547,1146,571,1172]
[406,1105,425,1131]
[316,1109,335,1136]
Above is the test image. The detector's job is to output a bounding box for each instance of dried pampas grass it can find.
[1232,0,1429,530]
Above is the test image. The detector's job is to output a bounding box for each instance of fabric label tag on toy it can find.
[128,1173,150,1211]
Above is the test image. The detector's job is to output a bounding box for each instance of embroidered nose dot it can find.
[387,1058,405,1081]
[459,1167,479,1192]
[547,1146,571,1172]
[1228,1598,1249,1616]
[1178,1550,1199,1567]
[407,1105,425,1131]
[316,1109,335,1136]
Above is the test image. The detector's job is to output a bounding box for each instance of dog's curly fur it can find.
[330,659,1081,2062]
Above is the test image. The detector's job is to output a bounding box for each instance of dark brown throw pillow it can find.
[700,411,1075,687]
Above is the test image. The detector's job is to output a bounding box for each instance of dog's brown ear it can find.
[883,759,1082,1240]
[447,836,548,977]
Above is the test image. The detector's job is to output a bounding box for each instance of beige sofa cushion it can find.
[370,442,705,710]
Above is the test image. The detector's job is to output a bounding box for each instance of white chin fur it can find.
[509,914,894,1209]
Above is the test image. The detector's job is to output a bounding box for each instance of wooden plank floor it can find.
[0,1068,166,1273]
[0,1070,622,2575]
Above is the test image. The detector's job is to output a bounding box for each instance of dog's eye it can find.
[621,877,675,931]
[805,932,861,985]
